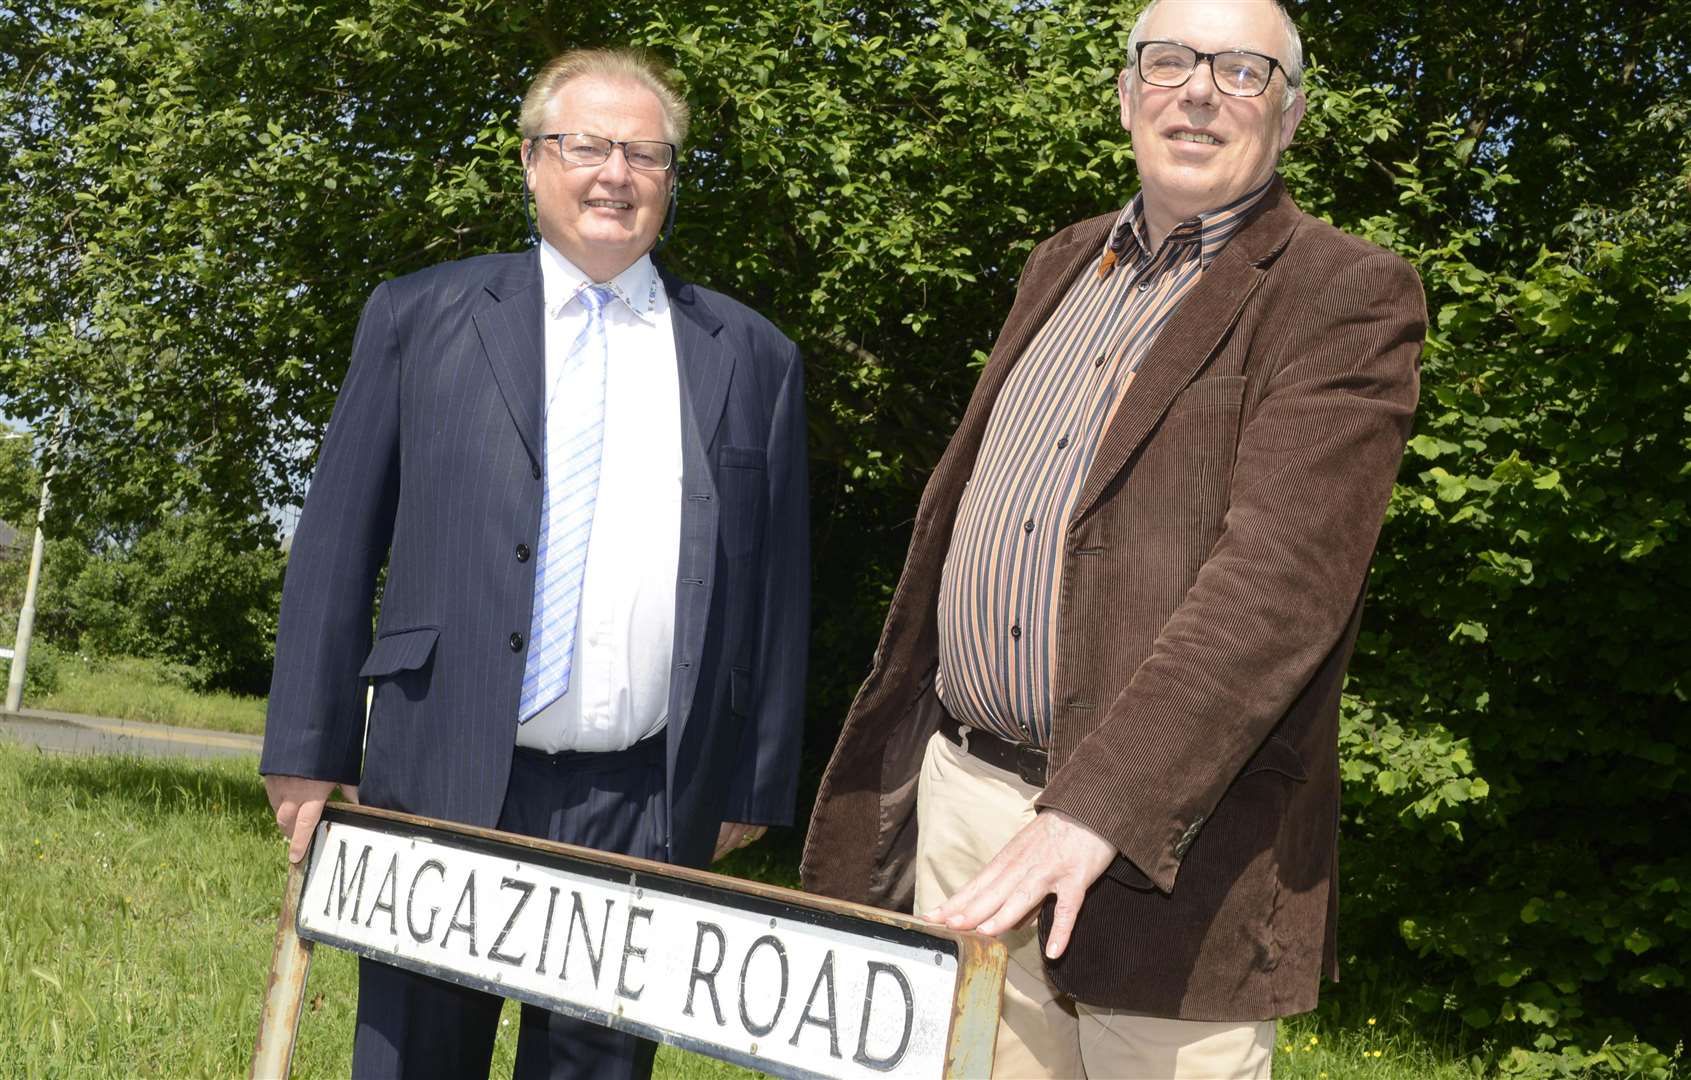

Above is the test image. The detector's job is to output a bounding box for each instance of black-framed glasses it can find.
[536,132,677,172]
[1134,40,1290,98]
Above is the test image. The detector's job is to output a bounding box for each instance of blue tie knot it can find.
[579,285,613,314]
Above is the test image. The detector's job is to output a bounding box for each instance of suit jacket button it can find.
[509,632,525,652]
[531,462,542,479]
[515,544,531,562]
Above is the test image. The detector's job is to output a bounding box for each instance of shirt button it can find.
[1094,355,1106,368]
[515,544,531,562]
[1010,624,1022,640]
[1058,436,1070,449]
[1137,279,1152,292]
[509,632,525,652]
[1023,518,1035,533]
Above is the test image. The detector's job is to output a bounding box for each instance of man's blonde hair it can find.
[519,48,691,148]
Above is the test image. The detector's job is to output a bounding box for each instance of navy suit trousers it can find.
[350,738,668,1080]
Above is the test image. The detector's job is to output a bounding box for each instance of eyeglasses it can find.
[1134,41,1291,99]
[535,132,677,172]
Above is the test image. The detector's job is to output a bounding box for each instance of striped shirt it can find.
[935,181,1272,748]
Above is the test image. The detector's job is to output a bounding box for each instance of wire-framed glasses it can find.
[536,132,677,172]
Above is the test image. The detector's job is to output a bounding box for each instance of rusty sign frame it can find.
[251,804,1005,1079]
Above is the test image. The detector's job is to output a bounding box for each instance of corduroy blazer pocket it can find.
[1166,374,1246,417]
[1239,734,1308,782]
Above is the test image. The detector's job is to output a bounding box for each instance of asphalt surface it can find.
[0,706,263,760]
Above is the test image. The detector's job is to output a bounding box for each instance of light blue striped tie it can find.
[519,284,614,723]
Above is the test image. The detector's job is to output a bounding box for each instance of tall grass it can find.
[0,741,763,1077]
[33,652,268,735]
[0,739,1498,1078]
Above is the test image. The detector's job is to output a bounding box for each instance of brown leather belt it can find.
[940,717,1048,787]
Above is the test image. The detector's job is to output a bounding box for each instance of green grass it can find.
[33,652,269,735]
[0,738,1499,1078]
[0,740,768,1078]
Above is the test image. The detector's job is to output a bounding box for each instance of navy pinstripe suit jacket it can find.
[260,248,809,868]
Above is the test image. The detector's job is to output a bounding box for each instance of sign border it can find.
[294,804,1005,1079]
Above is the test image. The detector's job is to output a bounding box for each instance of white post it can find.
[6,411,64,713]
[5,471,51,713]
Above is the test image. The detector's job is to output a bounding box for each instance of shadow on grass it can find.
[15,748,274,835]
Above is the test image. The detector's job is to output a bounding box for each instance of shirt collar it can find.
[537,240,661,324]
[1105,178,1276,270]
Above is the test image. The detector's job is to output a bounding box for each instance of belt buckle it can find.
[956,725,970,757]
[1016,745,1047,787]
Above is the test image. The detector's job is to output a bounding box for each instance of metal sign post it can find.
[251,805,1005,1079]
[250,858,314,1079]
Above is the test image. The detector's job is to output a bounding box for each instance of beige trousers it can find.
[914,731,1276,1079]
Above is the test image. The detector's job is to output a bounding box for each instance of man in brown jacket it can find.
[802,0,1426,1075]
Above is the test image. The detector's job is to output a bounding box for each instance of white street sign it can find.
[288,806,1003,1079]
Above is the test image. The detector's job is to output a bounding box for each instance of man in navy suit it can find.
[260,47,808,1080]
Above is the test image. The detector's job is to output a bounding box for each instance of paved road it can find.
[0,706,263,761]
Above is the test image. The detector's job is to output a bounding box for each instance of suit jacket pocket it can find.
[358,626,441,678]
[716,445,768,559]
[719,445,767,470]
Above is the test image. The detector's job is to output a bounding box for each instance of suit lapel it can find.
[660,268,731,749]
[664,268,733,454]
[472,250,546,468]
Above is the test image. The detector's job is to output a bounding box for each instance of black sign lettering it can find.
[684,921,727,1026]
[406,859,445,943]
[365,852,399,935]
[535,886,561,976]
[615,906,654,1000]
[788,949,841,1058]
[324,840,371,923]
[488,877,535,967]
[439,871,479,957]
[853,961,914,1071]
[561,891,614,986]
[738,934,789,1038]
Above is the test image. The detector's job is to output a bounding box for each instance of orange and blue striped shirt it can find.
[935,181,1272,748]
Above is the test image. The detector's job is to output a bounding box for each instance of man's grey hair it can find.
[519,48,691,148]
[1126,0,1305,110]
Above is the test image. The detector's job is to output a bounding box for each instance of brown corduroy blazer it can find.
[801,179,1426,1021]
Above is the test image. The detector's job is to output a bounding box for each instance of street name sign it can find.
[251,805,1005,1079]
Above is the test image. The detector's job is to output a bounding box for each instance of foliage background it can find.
[2,0,1687,1072]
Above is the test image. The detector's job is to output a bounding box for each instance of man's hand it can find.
[924,809,1117,959]
[264,774,359,864]
[713,821,768,862]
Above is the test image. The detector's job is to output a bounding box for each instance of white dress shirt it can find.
[516,241,683,752]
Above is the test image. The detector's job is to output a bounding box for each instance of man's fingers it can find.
[976,882,1046,937]
[1043,883,1083,959]
[287,799,326,864]
[274,799,298,840]
[713,821,747,862]
[940,867,1030,930]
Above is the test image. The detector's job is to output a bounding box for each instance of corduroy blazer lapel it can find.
[1071,181,1300,525]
